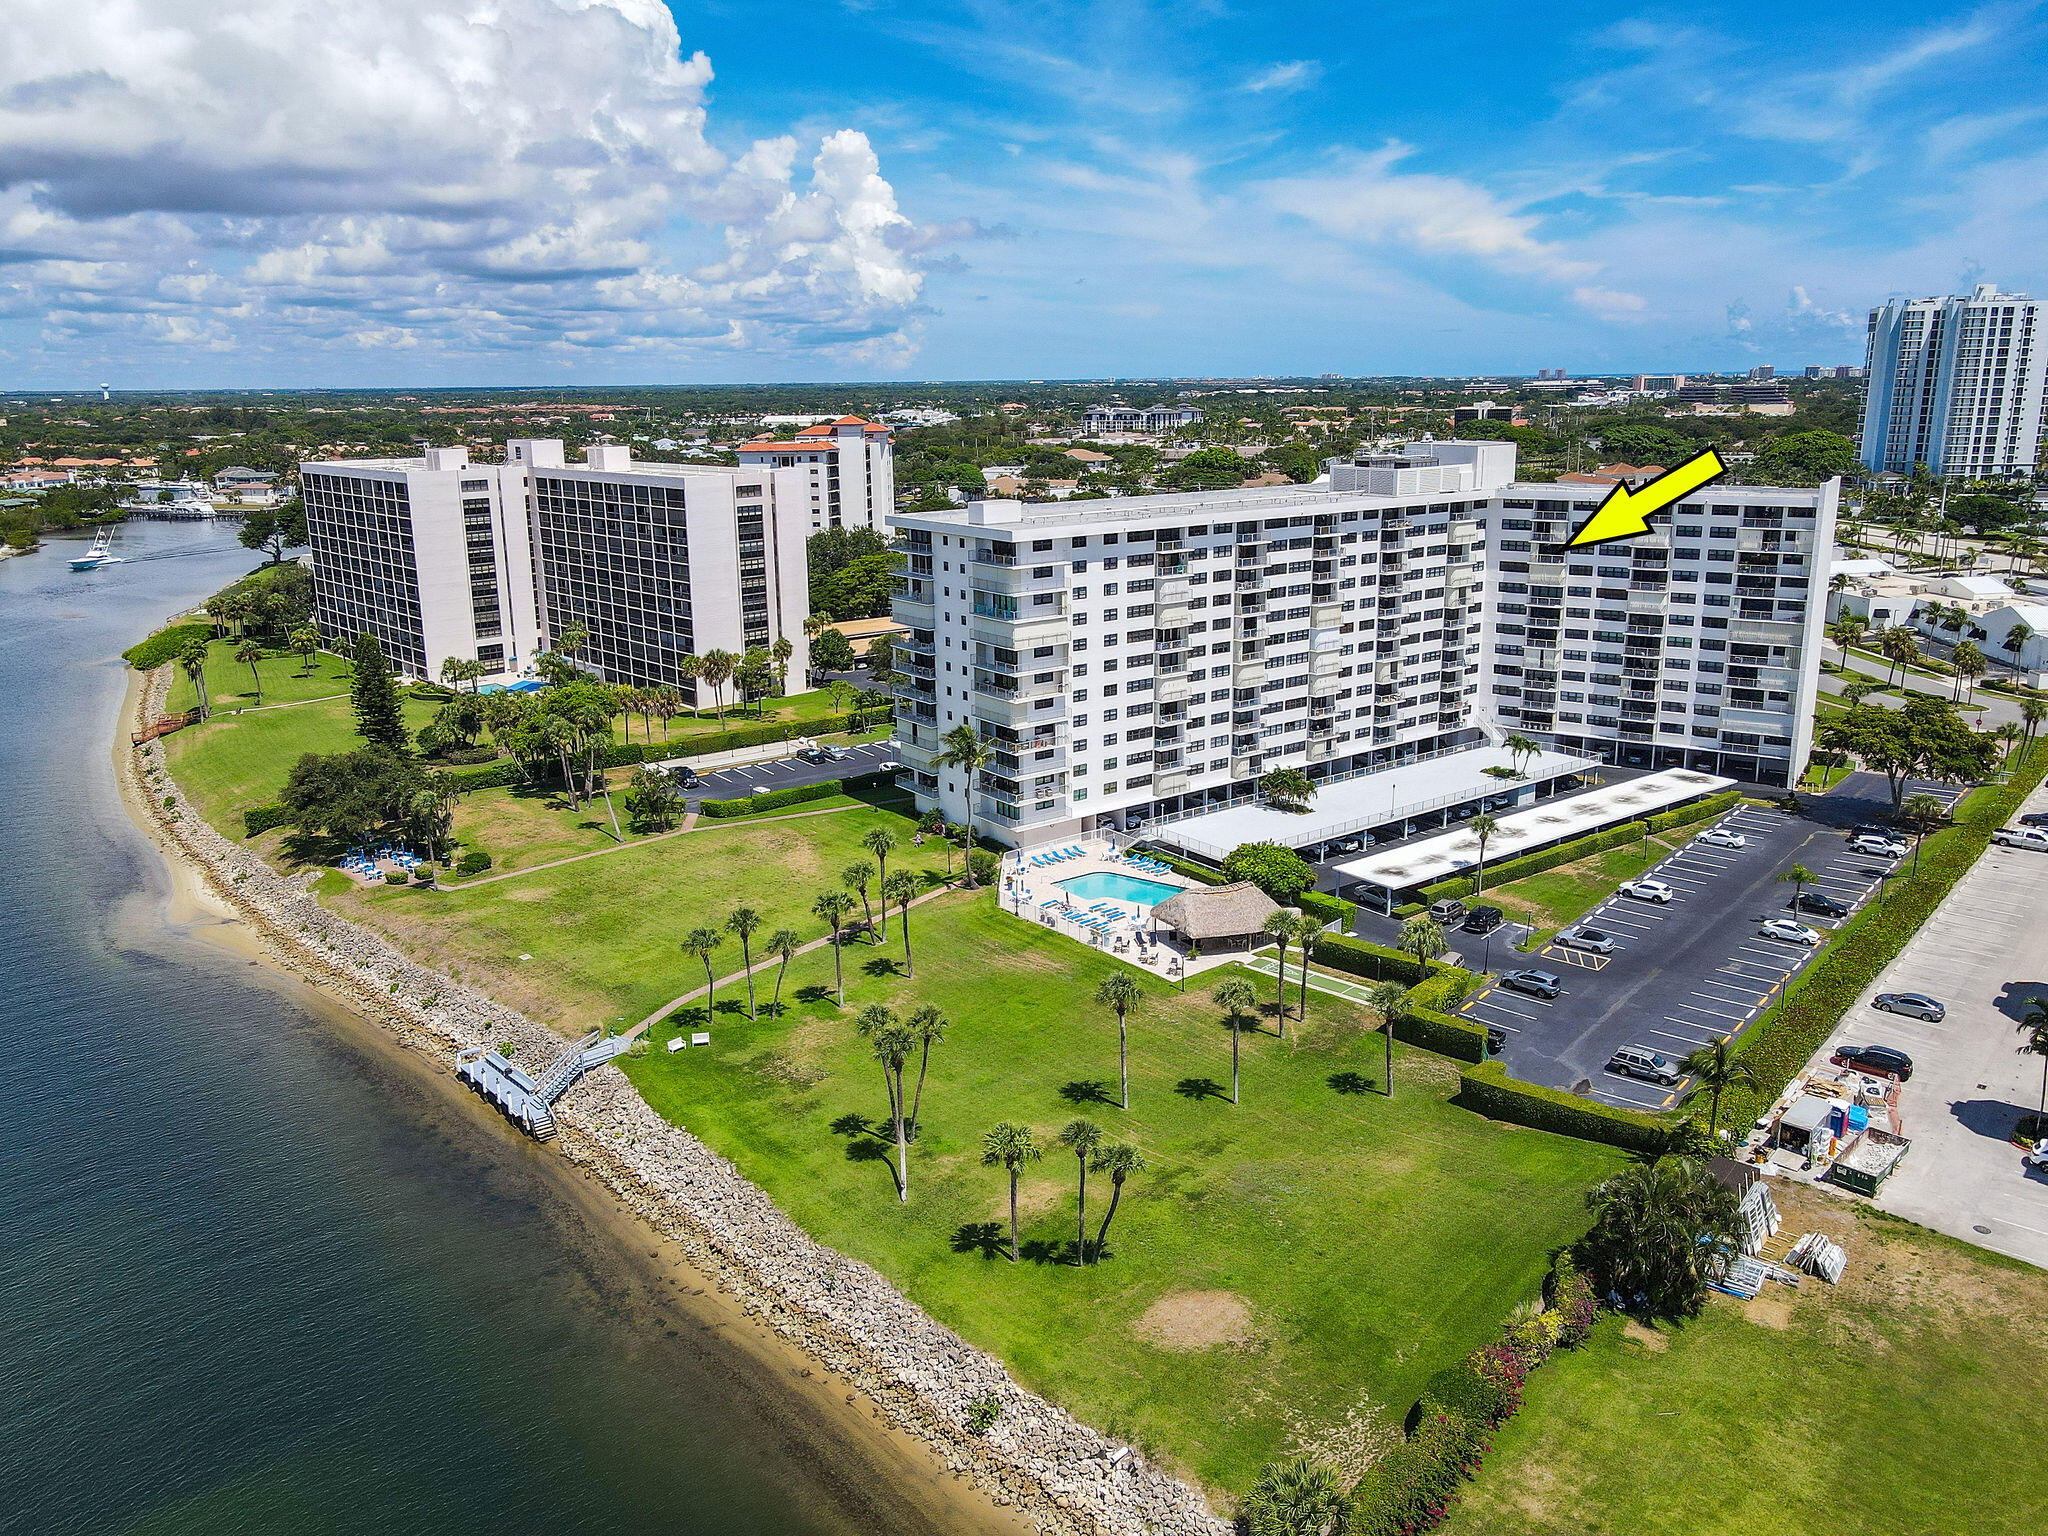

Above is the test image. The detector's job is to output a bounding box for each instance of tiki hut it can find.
[1149,881,1283,951]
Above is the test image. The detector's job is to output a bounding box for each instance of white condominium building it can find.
[301,441,810,700]
[736,416,894,532]
[301,446,540,682]
[1081,404,1203,436]
[887,442,1834,849]
[1861,284,2047,480]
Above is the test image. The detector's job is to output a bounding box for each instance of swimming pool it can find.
[1057,871,1182,906]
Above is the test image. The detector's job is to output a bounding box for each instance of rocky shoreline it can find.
[123,665,1229,1536]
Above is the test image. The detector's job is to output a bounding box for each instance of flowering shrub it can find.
[1549,1254,1598,1350]
[1351,1410,1487,1536]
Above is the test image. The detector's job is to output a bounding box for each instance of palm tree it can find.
[1776,862,1818,918]
[1503,732,1541,776]
[1261,909,1295,1034]
[765,927,802,1016]
[1240,1456,1349,1536]
[1951,639,1986,702]
[1827,612,1868,674]
[1087,1142,1145,1261]
[1288,911,1321,1025]
[1468,812,1502,895]
[981,1123,1041,1262]
[811,890,856,1006]
[1901,791,1947,829]
[178,640,211,717]
[803,610,835,642]
[1396,913,1449,976]
[841,858,877,937]
[682,926,724,1019]
[2019,1000,2048,1115]
[1582,1157,1742,1317]
[855,1002,900,1117]
[1679,1034,1755,1140]
[2004,620,2034,676]
[1367,982,1408,1097]
[235,640,265,705]
[870,1017,916,1202]
[675,652,703,716]
[883,870,919,975]
[1878,625,1920,687]
[699,647,738,721]
[2023,698,2048,759]
[1214,978,1256,1105]
[863,827,899,937]
[1057,1119,1103,1263]
[725,906,762,1021]
[905,1005,947,1141]
[931,723,995,884]
[770,635,794,696]
[1259,768,1316,810]
[1095,972,1142,1110]
[289,624,320,676]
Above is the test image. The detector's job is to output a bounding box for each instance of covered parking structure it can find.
[1327,767,1734,914]
[1142,742,1600,864]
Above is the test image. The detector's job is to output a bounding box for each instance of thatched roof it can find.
[1151,881,1282,940]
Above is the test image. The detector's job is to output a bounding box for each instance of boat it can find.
[69,529,120,571]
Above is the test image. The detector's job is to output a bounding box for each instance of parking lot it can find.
[1458,774,1969,1110]
[686,739,898,804]
[1797,776,2048,1266]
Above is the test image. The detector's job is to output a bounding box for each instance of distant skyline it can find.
[3,1,2045,387]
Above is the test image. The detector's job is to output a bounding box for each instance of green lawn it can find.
[619,893,1623,1496]
[165,692,439,830]
[336,798,951,1034]
[610,685,872,749]
[165,638,355,714]
[1450,1185,2048,1536]
[1477,837,1672,934]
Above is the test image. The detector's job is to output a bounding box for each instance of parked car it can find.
[1555,925,1616,954]
[796,747,832,764]
[1619,877,1675,904]
[1500,969,1563,999]
[1992,826,2048,852]
[876,759,903,773]
[666,766,701,790]
[1484,1023,1509,1055]
[1831,1043,1914,1080]
[1792,890,1851,918]
[1607,1045,1681,1085]
[1460,905,1504,935]
[2019,811,2048,829]
[1695,827,1746,850]
[1873,991,1946,1022]
[1428,897,1467,924]
[1758,918,1823,945]
[1852,823,1895,840]
[1850,833,1909,857]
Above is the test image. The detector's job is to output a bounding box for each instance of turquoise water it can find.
[1057,871,1182,905]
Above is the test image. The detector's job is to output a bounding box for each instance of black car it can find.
[2021,812,2048,829]
[1831,1043,1914,1080]
[665,766,701,790]
[1793,890,1851,918]
[1485,1023,1509,1055]
[1500,969,1563,999]
[1852,822,1896,840]
[1461,905,1504,935]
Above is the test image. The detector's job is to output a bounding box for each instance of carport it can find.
[1329,767,1735,914]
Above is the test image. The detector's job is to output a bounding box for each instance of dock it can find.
[455,1030,634,1140]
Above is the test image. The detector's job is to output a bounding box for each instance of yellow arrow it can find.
[1564,447,1728,549]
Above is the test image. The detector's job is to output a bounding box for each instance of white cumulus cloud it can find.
[0,0,930,374]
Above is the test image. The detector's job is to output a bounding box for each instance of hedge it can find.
[1398,1004,1491,1064]
[1150,850,1225,886]
[124,623,214,670]
[243,803,292,838]
[696,769,899,820]
[1716,749,2048,1129]
[439,759,526,793]
[649,707,888,761]
[1645,788,1742,835]
[1420,818,1649,904]
[1351,1409,1487,1536]
[1455,1060,1677,1154]
[1310,932,1438,986]
[1297,888,1355,926]
[1306,935,1489,1062]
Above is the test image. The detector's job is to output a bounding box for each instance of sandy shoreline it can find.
[114,665,1226,1536]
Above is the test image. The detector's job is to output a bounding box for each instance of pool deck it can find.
[997,839,1235,979]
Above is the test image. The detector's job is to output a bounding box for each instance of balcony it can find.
[891,579,935,626]
[1310,600,1342,628]
[1154,672,1194,704]
[974,691,1068,730]
[970,557,1064,596]
[1153,768,1191,796]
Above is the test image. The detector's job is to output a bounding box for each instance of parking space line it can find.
[1684,996,1749,1019]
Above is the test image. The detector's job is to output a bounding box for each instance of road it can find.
[1797,775,2048,1268]
[1454,772,1967,1109]
[1830,647,2025,729]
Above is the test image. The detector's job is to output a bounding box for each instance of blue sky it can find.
[2,0,2045,384]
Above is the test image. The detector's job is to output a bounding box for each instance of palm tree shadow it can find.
[861,955,905,979]
[1328,1070,1375,1096]
[950,1221,1007,1259]
[1018,1238,1063,1266]
[1059,1079,1117,1107]
[1176,1076,1227,1100]
[793,984,834,1005]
